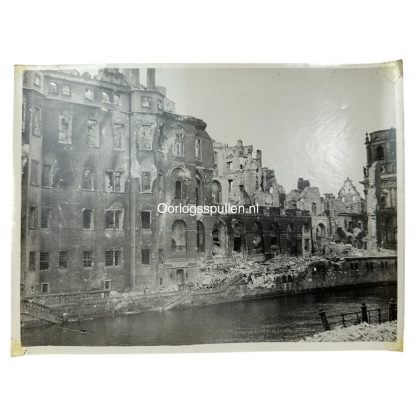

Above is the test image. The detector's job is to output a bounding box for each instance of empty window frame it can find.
[48,81,58,94]
[105,170,125,192]
[34,73,41,87]
[85,88,94,100]
[105,210,124,230]
[58,115,72,144]
[113,94,121,105]
[62,85,71,96]
[141,171,151,192]
[141,96,152,108]
[141,211,151,229]
[87,119,99,146]
[104,280,111,290]
[102,91,110,103]
[39,252,49,270]
[29,206,38,229]
[58,251,69,269]
[29,251,36,271]
[83,251,93,268]
[173,128,184,156]
[195,138,201,160]
[30,159,39,185]
[82,169,95,191]
[31,107,42,136]
[41,207,52,229]
[113,123,125,149]
[105,250,122,267]
[41,283,49,294]
[141,249,150,265]
[82,209,94,230]
[42,163,53,187]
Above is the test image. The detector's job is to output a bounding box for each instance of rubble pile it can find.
[302,321,397,342]
[194,255,327,291]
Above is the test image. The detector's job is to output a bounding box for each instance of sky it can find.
[155,65,400,196]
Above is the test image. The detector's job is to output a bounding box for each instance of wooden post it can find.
[378,308,381,324]
[361,303,368,323]
[341,313,346,327]
[319,308,330,331]
[388,299,397,321]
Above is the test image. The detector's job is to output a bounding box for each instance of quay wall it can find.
[22,256,398,324]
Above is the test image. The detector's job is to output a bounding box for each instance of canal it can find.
[21,284,397,346]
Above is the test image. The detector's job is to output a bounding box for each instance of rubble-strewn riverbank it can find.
[302,321,397,342]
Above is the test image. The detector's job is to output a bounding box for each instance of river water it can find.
[21,285,396,346]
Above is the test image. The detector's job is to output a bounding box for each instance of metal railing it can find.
[319,299,397,331]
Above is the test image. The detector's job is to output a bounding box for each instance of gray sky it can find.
[156,66,398,196]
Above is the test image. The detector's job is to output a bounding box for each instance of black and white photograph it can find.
[14,63,403,351]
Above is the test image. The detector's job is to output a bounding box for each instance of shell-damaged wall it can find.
[21,68,311,296]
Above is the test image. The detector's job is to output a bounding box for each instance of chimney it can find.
[147,68,156,90]
[123,69,140,88]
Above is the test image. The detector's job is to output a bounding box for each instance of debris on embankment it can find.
[302,321,397,342]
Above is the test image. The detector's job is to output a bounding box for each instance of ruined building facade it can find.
[285,177,366,251]
[361,128,397,249]
[21,68,314,297]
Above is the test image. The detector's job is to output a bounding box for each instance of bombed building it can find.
[21,67,332,297]
[285,177,366,251]
[361,128,397,249]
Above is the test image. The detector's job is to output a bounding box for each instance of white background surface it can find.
[1,1,414,415]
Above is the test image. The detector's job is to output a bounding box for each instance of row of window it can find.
[29,247,165,271]
[31,160,127,192]
[28,207,152,230]
[29,249,123,271]
[27,107,202,160]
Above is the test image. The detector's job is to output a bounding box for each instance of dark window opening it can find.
[59,251,68,269]
[175,180,182,199]
[141,211,151,229]
[83,209,93,230]
[41,283,49,294]
[40,252,49,270]
[141,249,150,265]
[41,208,51,229]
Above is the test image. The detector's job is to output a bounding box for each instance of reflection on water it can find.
[22,285,397,346]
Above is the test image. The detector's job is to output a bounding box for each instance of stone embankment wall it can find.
[23,256,397,325]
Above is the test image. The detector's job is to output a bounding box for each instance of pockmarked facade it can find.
[361,128,397,250]
[19,68,395,296]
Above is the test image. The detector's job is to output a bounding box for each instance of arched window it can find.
[197,221,205,253]
[212,180,222,203]
[171,220,186,257]
[376,145,385,161]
